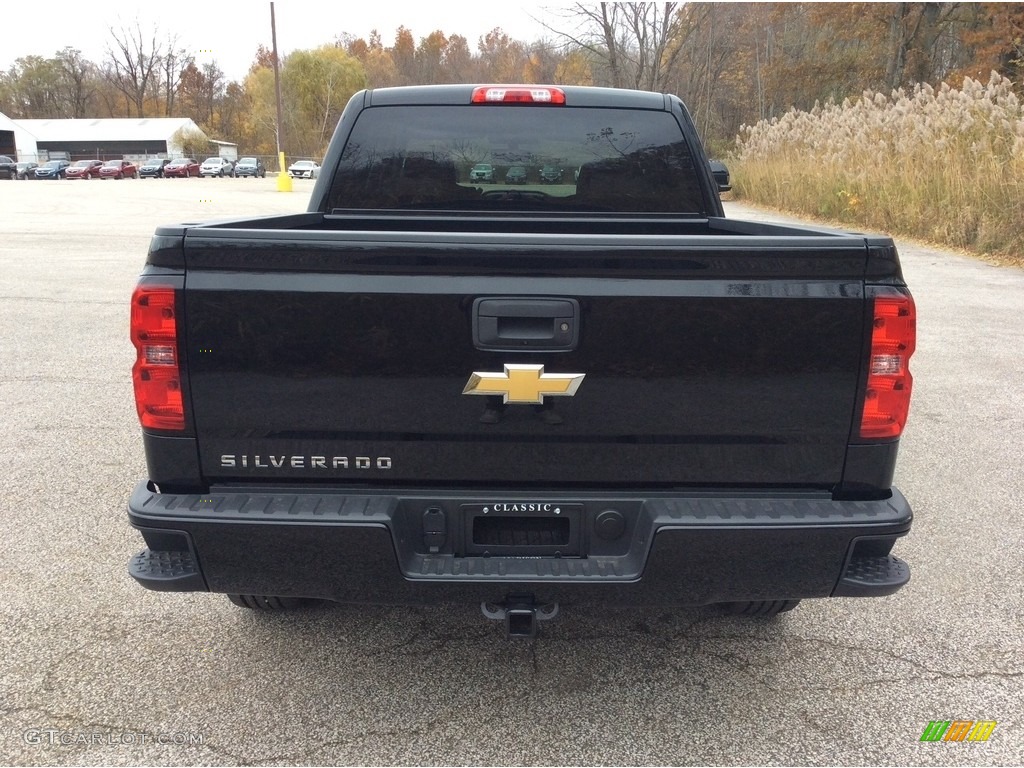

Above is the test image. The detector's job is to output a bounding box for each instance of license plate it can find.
[461,503,582,555]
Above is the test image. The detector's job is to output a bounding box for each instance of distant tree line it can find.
[2,3,1022,158]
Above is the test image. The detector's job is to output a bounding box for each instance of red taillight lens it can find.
[471,86,566,105]
[131,285,184,430]
[859,293,916,439]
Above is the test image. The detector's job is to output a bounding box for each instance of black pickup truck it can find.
[128,85,915,637]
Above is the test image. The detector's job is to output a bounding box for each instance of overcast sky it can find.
[3,1,564,83]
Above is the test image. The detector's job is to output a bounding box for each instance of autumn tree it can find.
[176,63,207,123]
[344,30,398,86]
[169,125,210,158]
[545,3,691,90]
[217,82,251,146]
[442,35,474,82]
[664,3,739,141]
[105,21,163,117]
[392,27,417,85]
[951,2,1024,83]
[555,50,595,85]
[283,46,366,156]
[416,31,449,83]
[477,28,528,81]
[250,44,277,72]
[522,43,564,84]
[1,56,64,117]
[161,37,194,116]
[240,65,278,155]
[200,62,226,127]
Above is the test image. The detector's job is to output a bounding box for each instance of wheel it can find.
[227,594,320,610]
[718,599,801,617]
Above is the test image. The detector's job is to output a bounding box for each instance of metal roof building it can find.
[0,113,37,159]
[1,116,210,161]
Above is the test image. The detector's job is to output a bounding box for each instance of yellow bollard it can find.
[276,152,293,192]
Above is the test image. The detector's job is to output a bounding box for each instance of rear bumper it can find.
[127,482,912,606]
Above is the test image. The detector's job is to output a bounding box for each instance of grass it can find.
[730,73,1024,267]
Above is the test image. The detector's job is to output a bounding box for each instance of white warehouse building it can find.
[0,115,224,163]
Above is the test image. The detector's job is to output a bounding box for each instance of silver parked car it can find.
[200,157,236,177]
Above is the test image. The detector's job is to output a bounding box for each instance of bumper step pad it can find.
[833,554,910,597]
[129,548,207,592]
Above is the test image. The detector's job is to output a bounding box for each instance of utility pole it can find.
[271,1,292,191]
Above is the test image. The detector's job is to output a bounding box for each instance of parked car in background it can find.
[99,159,138,179]
[539,164,562,183]
[16,162,39,179]
[0,155,17,179]
[233,157,266,178]
[287,160,320,179]
[469,163,494,182]
[200,157,235,177]
[34,159,71,179]
[139,158,171,178]
[66,159,105,180]
[164,158,200,178]
[505,165,528,184]
[709,160,731,192]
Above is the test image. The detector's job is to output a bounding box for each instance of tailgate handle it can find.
[473,297,579,351]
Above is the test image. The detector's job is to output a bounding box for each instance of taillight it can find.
[131,285,184,430]
[859,292,916,439]
[471,86,566,105]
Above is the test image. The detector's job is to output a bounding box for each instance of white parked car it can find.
[288,160,320,179]
[200,157,235,177]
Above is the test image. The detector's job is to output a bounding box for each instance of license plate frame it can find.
[461,503,583,557]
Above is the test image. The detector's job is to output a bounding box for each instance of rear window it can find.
[327,105,706,214]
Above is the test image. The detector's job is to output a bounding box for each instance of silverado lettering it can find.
[127,84,915,638]
[219,455,393,470]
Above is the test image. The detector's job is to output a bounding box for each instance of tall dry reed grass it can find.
[731,72,1024,262]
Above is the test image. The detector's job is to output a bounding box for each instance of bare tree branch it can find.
[105,21,163,117]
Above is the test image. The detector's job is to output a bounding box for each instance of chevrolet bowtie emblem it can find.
[462,364,585,404]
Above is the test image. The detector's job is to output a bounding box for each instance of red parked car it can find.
[164,158,200,178]
[65,159,105,179]
[99,159,138,179]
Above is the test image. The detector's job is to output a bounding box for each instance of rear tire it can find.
[719,599,801,617]
[226,594,320,610]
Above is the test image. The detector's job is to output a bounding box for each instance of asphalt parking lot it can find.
[1,177,1021,766]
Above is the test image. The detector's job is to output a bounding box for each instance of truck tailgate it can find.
[182,228,869,488]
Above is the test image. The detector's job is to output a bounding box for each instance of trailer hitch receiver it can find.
[481,593,559,639]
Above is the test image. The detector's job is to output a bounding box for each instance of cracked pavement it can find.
[0,180,1021,766]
